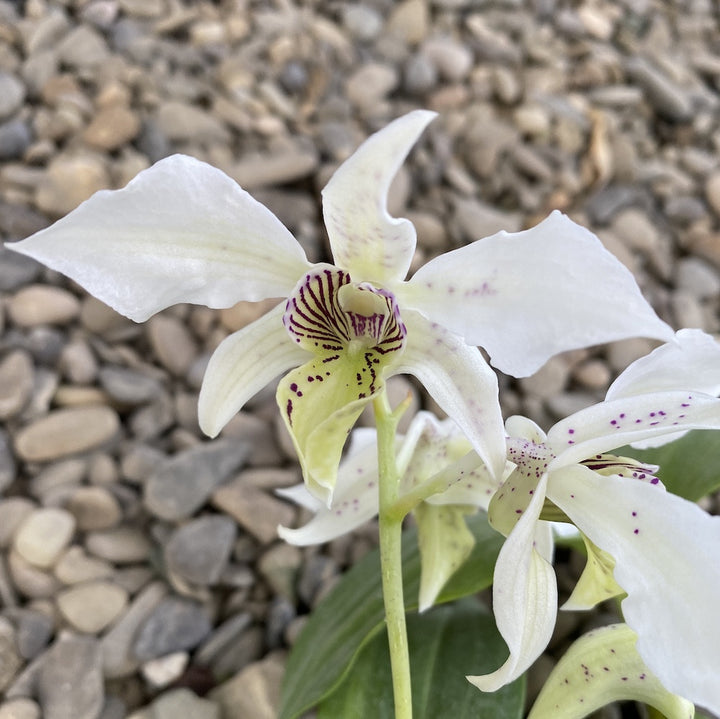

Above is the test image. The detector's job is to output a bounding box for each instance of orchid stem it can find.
[374,389,413,719]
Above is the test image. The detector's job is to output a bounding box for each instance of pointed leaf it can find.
[317,599,525,719]
[279,514,503,719]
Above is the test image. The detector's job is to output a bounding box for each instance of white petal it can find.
[548,390,720,468]
[400,211,674,377]
[277,437,381,545]
[550,468,720,712]
[322,110,436,285]
[7,155,310,321]
[607,328,720,400]
[275,484,323,512]
[198,303,308,437]
[393,310,506,482]
[467,474,558,691]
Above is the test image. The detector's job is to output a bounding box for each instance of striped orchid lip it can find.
[283,266,406,358]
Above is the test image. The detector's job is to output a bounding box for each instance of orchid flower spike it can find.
[278,411,504,611]
[469,329,720,715]
[8,111,673,504]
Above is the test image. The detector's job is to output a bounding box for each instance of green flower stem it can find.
[374,389,413,719]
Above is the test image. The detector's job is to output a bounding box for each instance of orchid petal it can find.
[275,483,323,513]
[322,110,436,285]
[7,155,310,321]
[468,474,557,691]
[548,391,720,469]
[400,211,674,377]
[562,534,624,610]
[423,456,501,509]
[528,624,695,719]
[607,328,720,400]
[415,503,476,612]
[393,310,506,482]
[550,468,720,711]
[198,303,307,437]
[277,442,381,545]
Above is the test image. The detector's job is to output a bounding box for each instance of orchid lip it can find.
[283,266,407,358]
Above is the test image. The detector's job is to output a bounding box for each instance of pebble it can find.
[704,170,720,218]
[165,515,237,586]
[7,549,61,599]
[0,247,42,291]
[0,698,41,719]
[35,152,110,217]
[101,581,167,679]
[0,349,34,420]
[230,147,320,189]
[14,508,76,569]
[0,430,16,493]
[0,617,23,692]
[209,651,285,719]
[37,633,104,719]
[345,62,399,108]
[53,545,114,584]
[57,580,129,633]
[141,689,219,719]
[625,57,694,123]
[85,525,152,564]
[0,119,32,160]
[14,609,54,660]
[0,73,25,120]
[14,406,120,462]
[99,365,164,406]
[65,485,122,531]
[257,543,302,602]
[155,101,230,144]
[132,596,212,661]
[83,105,140,151]
[422,37,473,81]
[8,285,80,327]
[56,25,110,69]
[59,339,98,385]
[212,482,295,544]
[140,651,189,689]
[343,5,383,42]
[144,440,249,521]
[0,498,35,548]
[146,314,198,377]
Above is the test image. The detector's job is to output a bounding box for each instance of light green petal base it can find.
[415,503,476,612]
[528,624,694,719]
[562,534,625,610]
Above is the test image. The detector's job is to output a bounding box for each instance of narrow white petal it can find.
[277,439,381,545]
[468,474,557,690]
[393,310,506,482]
[550,468,720,712]
[198,304,308,437]
[8,155,310,321]
[322,110,436,285]
[401,211,674,377]
[548,390,720,468]
[607,328,720,400]
[275,484,323,512]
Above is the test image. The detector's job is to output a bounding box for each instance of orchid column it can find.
[8,110,675,718]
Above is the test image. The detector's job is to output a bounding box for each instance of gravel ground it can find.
[0,1,719,717]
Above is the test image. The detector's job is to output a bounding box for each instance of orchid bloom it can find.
[278,411,503,610]
[8,110,673,504]
[469,329,720,714]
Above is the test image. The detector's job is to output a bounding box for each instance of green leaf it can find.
[317,598,525,719]
[279,513,503,719]
[618,430,720,501]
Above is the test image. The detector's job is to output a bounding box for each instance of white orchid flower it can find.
[278,411,503,611]
[8,110,673,504]
[468,329,720,715]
